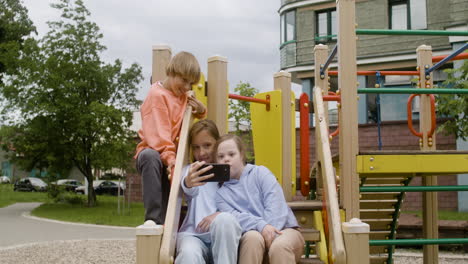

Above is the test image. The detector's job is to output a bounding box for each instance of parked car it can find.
[51,179,82,192]
[0,176,11,184]
[13,177,47,192]
[75,180,124,196]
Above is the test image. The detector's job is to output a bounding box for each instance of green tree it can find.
[229,82,259,162]
[0,0,36,84]
[229,82,259,132]
[436,60,468,140]
[0,0,143,207]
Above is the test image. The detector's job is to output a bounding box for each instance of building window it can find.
[316,9,337,43]
[281,10,296,44]
[389,0,427,30]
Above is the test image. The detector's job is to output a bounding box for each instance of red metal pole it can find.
[299,93,310,197]
[432,52,468,62]
[228,94,269,105]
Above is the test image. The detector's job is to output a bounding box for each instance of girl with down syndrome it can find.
[215,134,305,264]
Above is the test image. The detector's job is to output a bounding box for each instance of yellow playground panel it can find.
[251,90,296,197]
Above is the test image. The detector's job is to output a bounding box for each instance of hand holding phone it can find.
[198,163,230,182]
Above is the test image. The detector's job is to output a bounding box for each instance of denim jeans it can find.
[175,212,242,264]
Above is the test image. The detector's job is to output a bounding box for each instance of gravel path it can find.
[0,239,136,264]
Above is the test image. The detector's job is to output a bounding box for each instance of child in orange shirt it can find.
[135,51,206,224]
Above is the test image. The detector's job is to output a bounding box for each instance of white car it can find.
[0,176,11,184]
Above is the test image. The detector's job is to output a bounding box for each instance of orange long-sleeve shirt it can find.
[135,82,204,167]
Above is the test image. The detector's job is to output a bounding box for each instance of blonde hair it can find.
[215,134,247,164]
[166,51,200,85]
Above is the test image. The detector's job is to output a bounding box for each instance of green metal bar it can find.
[356,29,468,36]
[370,238,468,246]
[360,185,468,192]
[358,88,468,94]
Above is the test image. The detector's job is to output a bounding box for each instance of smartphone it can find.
[198,163,230,182]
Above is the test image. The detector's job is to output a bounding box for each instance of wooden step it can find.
[370,245,390,254]
[299,258,324,264]
[362,219,394,230]
[360,209,395,219]
[288,200,323,211]
[369,230,391,240]
[370,255,389,264]
[360,200,397,209]
[301,228,320,242]
[361,192,400,200]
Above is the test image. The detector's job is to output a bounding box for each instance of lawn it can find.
[0,184,48,207]
[32,195,145,227]
[0,183,145,227]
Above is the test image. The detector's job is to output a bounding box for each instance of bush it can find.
[54,192,85,205]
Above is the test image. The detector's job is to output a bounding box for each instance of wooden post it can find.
[314,44,329,201]
[274,71,293,202]
[417,44,439,264]
[342,218,370,264]
[207,56,228,135]
[337,0,360,220]
[152,45,172,83]
[136,220,163,264]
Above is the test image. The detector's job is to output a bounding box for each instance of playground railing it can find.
[159,106,194,264]
[313,85,346,264]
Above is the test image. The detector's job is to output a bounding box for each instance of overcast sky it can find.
[22,0,301,100]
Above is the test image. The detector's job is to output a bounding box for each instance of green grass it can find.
[0,184,49,207]
[1,183,145,227]
[31,194,145,227]
[403,210,468,221]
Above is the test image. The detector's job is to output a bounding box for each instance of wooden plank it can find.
[288,200,323,211]
[360,209,395,219]
[274,71,294,202]
[360,200,397,209]
[207,56,228,135]
[302,228,321,242]
[370,256,388,264]
[361,192,400,200]
[338,0,360,222]
[313,83,346,264]
[152,45,171,83]
[369,231,391,240]
[294,211,316,229]
[159,107,193,264]
[362,219,393,230]
[370,245,389,255]
[417,44,439,264]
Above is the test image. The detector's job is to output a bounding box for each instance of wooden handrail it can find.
[313,86,346,264]
[159,105,194,264]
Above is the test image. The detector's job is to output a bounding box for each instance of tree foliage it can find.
[0,0,143,206]
[436,60,468,140]
[0,0,36,84]
[228,82,259,162]
[228,81,259,132]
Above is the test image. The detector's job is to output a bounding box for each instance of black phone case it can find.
[199,164,230,182]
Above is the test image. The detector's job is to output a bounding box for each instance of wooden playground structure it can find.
[136,1,468,263]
